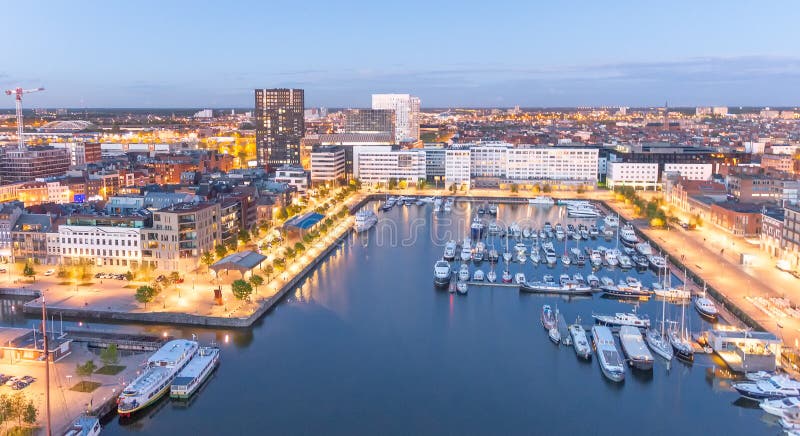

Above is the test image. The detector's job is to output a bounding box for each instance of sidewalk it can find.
[604,193,800,348]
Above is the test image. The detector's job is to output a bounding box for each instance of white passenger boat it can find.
[529,196,555,206]
[746,371,776,382]
[647,255,667,271]
[604,250,619,267]
[541,305,556,330]
[514,272,526,285]
[592,326,625,382]
[354,209,378,233]
[170,345,220,399]
[64,415,101,436]
[460,246,472,262]
[652,284,691,300]
[456,281,468,295]
[118,339,199,417]
[487,269,497,283]
[549,326,561,344]
[434,259,452,287]
[472,269,485,281]
[618,326,654,371]
[570,322,592,360]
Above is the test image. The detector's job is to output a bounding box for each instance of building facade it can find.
[784,205,800,272]
[761,210,784,259]
[606,162,660,190]
[274,166,309,193]
[353,148,426,185]
[143,202,221,271]
[663,163,712,181]
[56,218,145,268]
[310,146,346,184]
[445,149,471,190]
[255,88,305,170]
[505,147,598,184]
[343,109,396,143]
[0,147,69,184]
[371,94,420,142]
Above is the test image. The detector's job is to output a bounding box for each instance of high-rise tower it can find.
[255,88,305,170]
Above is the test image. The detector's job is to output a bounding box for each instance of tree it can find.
[302,233,313,244]
[532,184,541,194]
[542,184,553,193]
[417,178,427,190]
[576,185,586,194]
[0,394,9,428]
[124,271,134,281]
[387,177,398,190]
[248,274,263,294]
[231,279,253,301]
[76,360,97,382]
[201,251,215,271]
[294,242,305,254]
[272,258,286,271]
[22,264,34,280]
[258,220,271,233]
[264,265,274,282]
[226,238,238,253]
[22,400,36,426]
[8,393,26,426]
[215,244,228,260]
[100,343,119,366]
[135,285,156,309]
[277,206,289,221]
[510,183,519,193]
[284,247,296,260]
[449,184,457,194]
[238,228,251,244]
[398,180,408,190]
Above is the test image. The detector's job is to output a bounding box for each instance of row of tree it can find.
[0,393,37,429]
[613,186,671,227]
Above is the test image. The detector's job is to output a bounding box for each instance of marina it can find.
[0,199,779,435]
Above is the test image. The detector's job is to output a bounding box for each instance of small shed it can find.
[283,212,324,241]
[210,251,267,277]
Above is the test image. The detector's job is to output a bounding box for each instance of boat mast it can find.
[42,299,51,436]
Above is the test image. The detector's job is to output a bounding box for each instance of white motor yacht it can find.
[434,260,452,287]
[458,264,470,281]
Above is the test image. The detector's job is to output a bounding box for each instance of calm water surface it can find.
[3,202,779,435]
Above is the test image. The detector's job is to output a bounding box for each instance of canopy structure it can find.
[209,250,267,276]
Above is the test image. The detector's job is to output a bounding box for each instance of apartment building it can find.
[143,202,220,271]
[11,214,54,264]
[275,165,309,193]
[761,209,784,259]
[0,202,23,262]
[761,154,795,174]
[0,146,70,184]
[423,146,446,184]
[784,204,800,272]
[470,143,508,178]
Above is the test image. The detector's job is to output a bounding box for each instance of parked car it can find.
[0,268,7,273]
[21,376,34,384]
[5,376,19,386]
[0,375,9,384]
[44,269,55,276]
[11,381,27,390]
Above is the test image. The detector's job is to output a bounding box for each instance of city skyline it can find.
[3,1,800,108]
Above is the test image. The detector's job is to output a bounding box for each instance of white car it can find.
[44,269,55,276]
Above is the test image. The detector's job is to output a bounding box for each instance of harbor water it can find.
[1,201,774,435]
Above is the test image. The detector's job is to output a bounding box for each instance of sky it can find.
[3,0,800,108]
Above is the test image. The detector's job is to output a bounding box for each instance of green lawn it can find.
[70,381,101,393]
[95,365,125,375]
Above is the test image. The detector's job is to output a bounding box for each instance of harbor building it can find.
[371,94,421,142]
[255,88,305,170]
[708,328,781,372]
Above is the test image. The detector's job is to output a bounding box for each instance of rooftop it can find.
[284,212,324,230]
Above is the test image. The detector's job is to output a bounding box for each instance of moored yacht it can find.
[733,375,800,400]
[354,209,378,233]
[570,322,592,360]
[592,326,625,382]
[592,311,650,328]
[434,260,452,287]
[443,240,457,261]
[618,326,654,371]
[695,296,719,321]
[458,264,470,282]
[514,272,526,285]
[604,214,619,228]
[619,224,638,246]
[472,269,485,281]
[529,196,555,206]
[541,305,556,330]
[487,269,497,283]
[760,396,800,417]
[118,339,199,417]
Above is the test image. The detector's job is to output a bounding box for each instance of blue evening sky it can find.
[3,1,799,108]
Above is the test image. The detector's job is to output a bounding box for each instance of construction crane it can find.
[4,86,45,150]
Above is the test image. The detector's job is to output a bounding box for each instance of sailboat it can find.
[487,265,497,283]
[645,292,674,361]
[669,299,694,362]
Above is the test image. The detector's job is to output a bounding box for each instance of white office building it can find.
[663,163,712,181]
[445,149,471,189]
[353,147,426,185]
[469,142,508,178]
[371,94,421,142]
[505,147,599,183]
[606,162,659,190]
[310,146,346,184]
